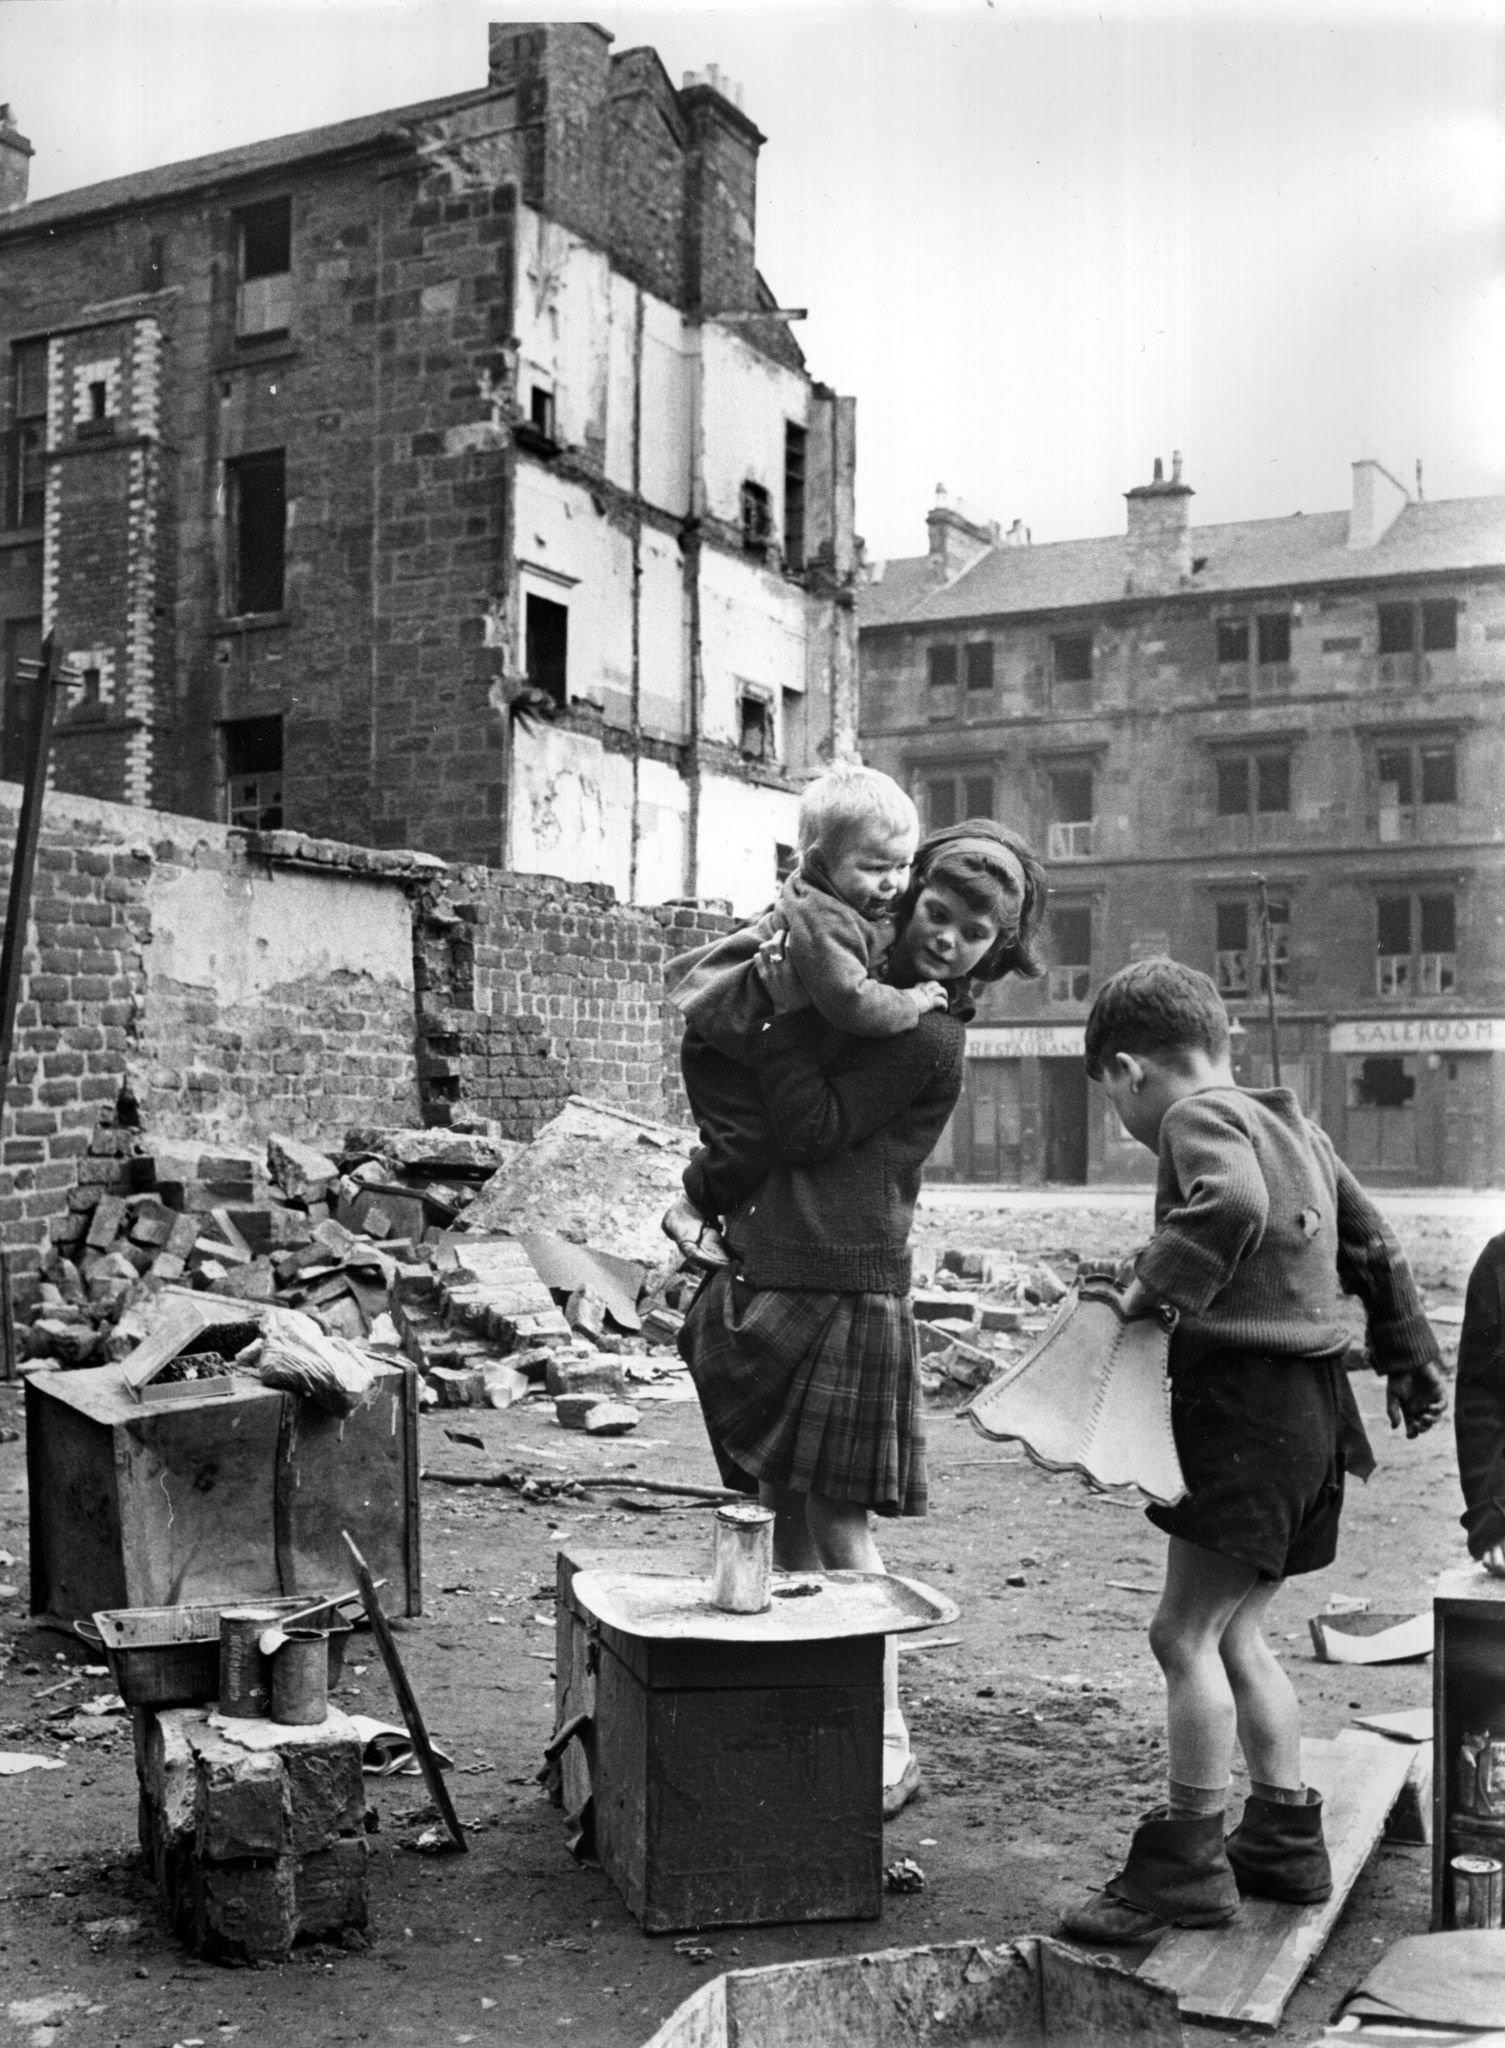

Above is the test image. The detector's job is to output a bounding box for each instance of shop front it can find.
[930,1024,1090,1186]
[1329,1016,1505,1188]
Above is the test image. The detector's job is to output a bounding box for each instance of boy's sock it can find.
[1250,1779,1310,1805]
[1167,1778,1229,1817]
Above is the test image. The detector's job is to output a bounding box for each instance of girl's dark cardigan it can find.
[724,1005,967,1295]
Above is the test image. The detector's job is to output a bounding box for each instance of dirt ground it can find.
[1,1188,1499,2048]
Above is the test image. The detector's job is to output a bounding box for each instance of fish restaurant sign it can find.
[965,1025,1086,1060]
[1330,1017,1505,1054]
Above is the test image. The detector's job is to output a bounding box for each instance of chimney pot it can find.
[0,103,34,211]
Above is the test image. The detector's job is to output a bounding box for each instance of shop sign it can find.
[1330,1016,1505,1054]
[965,1024,1086,1060]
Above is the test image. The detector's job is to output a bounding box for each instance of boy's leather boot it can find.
[1225,1788,1332,1902]
[1061,1807,1239,1944]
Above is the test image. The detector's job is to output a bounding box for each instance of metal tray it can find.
[569,1568,959,1643]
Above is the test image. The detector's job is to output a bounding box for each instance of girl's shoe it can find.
[1225,1788,1332,1902]
[660,1195,730,1270]
[882,1755,922,1820]
[1061,1807,1239,1944]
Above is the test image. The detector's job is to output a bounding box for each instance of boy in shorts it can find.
[1061,956,1445,1943]
[662,765,950,1266]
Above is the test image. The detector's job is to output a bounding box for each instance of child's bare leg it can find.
[1219,1577,1304,1790]
[757,1480,821,1571]
[804,1492,917,1811]
[1149,1536,1262,1803]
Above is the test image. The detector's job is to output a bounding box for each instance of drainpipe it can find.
[1252,872,1283,1088]
[682,320,705,896]
[629,286,644,904]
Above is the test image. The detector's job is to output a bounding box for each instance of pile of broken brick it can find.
[14,1098,1082,1438]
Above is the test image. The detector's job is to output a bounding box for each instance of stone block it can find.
[284,1744,367,1854]
[545,1353,627,1400]
[194,1736,292,1860]
[294,1839,370,1937]
[193,1855,299,1962]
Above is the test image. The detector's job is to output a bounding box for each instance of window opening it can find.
[1046,765,1094,859]
[965,642,994,692]
[528,385,555,437]
[524,593,568,708]
[1215,895,1288,997]
[1215,749,1290,819]
[1349,1055,1415,1110]
[739,692,773,760]
[1048,904,1092,1003]
[235,197,292,338]
[783,423,806,572]
[1376,889,1456,997]
[919,770,992,833]
[9,339,47,529]
[223,715,284,830]
[739,480,772,559]
[225,449,286,616]
[927,644,958,690]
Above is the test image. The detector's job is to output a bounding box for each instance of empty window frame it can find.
[8,338,47,529]
[528,384,556,438]
[1214,895,1289,998]
[1216,611,1292,692]
[927,643,958,691]
[783,423,807,573]
[739,690,774,760]
[235,197,292,338]
[225,449,286,616]
[964,641,994,692]
[1215,749,1291,818]
[1047,903,1092,1003]
[1046,765,1094,860]
[919,771,994,833]
[1375,740,1457,840]
[1376,890,1456,997]
[1378,598,1458,657]
[524,593,569,708]
[740,480,772,558]
[223,715,284,830]
[1050,633,1093,709]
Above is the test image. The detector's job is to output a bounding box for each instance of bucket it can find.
[271,1628,330,1725]
[708,1503,774,1613]
[218,1607,280,1718]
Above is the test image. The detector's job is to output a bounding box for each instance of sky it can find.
[2,0,1501,559]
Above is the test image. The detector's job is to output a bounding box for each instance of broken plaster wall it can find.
[0,785,737,1296]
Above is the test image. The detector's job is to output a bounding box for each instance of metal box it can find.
[25,1357,421,1621]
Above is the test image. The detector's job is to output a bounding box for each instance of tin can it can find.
[217,1607,279,1718]
[708,1503,774,1613]
[1451,1852,1503,1928]
[270,1629,329,1725]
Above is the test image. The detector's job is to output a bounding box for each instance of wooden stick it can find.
[421,1467,743,1503]
[342,1531,467,1853]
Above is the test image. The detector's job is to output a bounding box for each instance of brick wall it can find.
[0,786,735,1299]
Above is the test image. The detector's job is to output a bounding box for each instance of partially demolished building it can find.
[0,23,857,914]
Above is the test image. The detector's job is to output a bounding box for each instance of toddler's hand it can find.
[754,934,811,1014]
[913,980,949,1015]
[1385,1360,1447,1437]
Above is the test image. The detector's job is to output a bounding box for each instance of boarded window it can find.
[235,197,292,338]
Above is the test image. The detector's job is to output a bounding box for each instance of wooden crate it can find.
[26,1357,421,1621]
[641,1935,1183,2047]
[555,1543,883,1933]
[1432,1564,1505,1927]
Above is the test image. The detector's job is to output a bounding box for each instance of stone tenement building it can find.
[858,459,1505,1188]
[0,24,857,915]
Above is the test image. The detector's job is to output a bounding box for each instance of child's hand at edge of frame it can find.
[1482,1542,1505,1580]
[1385,1359,1447,1438]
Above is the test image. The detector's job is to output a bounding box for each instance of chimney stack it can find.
[926,488,999,580]
[1123,451,1193,592]
[0,105,34,211]
[678,69,764,313]
[1347,458,1409,549]
[487,23,613,243]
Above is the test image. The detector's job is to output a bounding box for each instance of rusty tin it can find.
[217,1606,280,1718]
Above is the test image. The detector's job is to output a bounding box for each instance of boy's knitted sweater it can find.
[1136,1086,1439,1373]
[720,1005,967,1294]
[1455,1232,1505,1558]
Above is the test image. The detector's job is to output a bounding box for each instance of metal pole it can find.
[1251,871,1282,1089]
[0,633,63,1377]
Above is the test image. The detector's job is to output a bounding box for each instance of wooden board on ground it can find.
[1137,1729,1414,2031]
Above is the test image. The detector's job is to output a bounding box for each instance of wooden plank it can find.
[1137,1730,1415,2030]
[342,1530,466,1852]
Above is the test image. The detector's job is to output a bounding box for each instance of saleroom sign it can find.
[1330,1017,1505,1054]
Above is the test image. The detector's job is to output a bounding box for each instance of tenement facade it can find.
[858,459,1505,1187]
[0,25,856,914]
